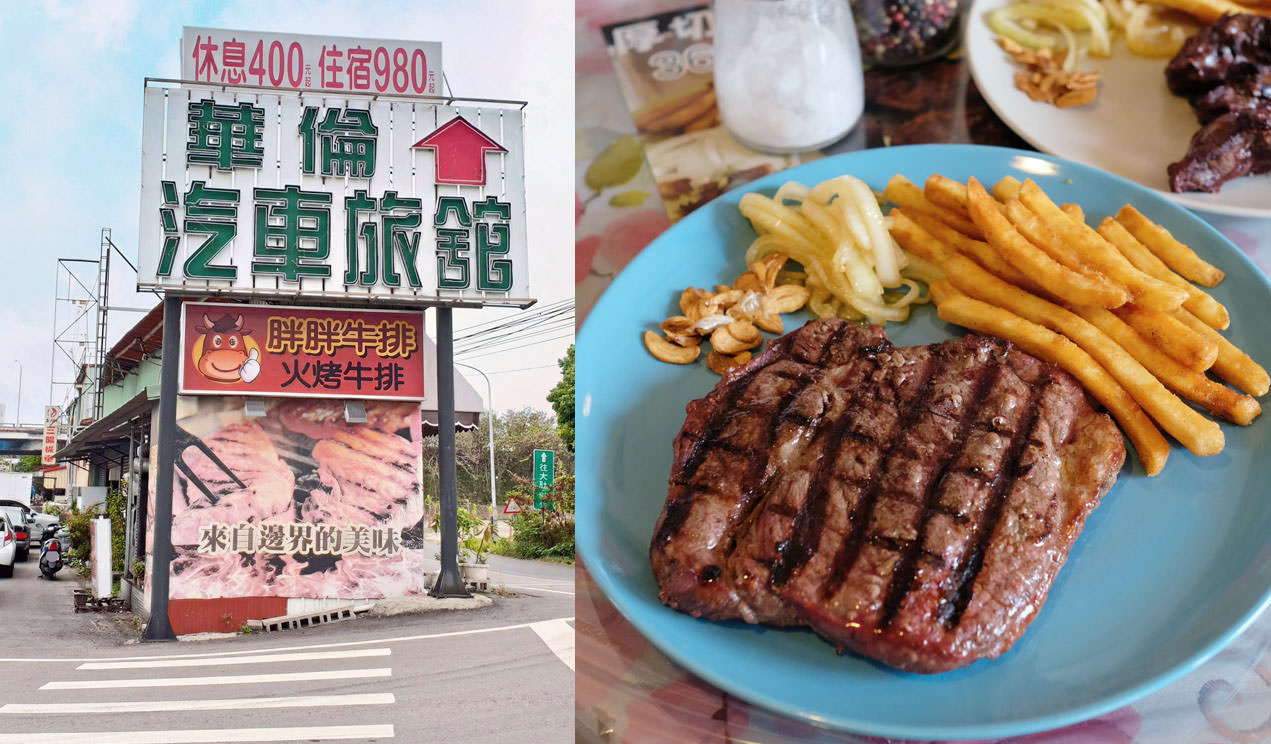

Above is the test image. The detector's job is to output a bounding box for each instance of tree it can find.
[421,408,573,517]
[12,455,41,473]
[546,345,574,452]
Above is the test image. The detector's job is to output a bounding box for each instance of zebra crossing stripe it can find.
[40,667,391,690]
[77,648,390,670]
[0,724,394,743]
[0,692,395,714]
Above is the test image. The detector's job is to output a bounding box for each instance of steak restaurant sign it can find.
[138,83,530,307]
[179,302,427,400]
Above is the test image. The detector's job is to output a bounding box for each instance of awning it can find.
[54,389,154,466]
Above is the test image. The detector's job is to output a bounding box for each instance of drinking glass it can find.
[713,0,865,153]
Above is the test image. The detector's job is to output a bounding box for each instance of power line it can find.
[456,331,575,362]
[454,324,575,359]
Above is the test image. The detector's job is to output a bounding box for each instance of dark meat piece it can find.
[1166,14,1271,192]
[1168,110,1271,192]
[1165,14,1271,99]
[650,320,1125,673]
[1191,73,1271,124]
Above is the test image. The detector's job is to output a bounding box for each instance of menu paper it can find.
[601,6,816,221]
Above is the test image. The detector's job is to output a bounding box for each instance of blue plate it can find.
[576,145,1271,739]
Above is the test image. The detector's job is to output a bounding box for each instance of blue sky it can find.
[0,0,573,423]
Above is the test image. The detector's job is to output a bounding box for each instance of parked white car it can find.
[0,516,15,578]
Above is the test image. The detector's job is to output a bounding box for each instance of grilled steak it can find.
[650,320,1126,673]
[171,421,295,546]
[1165,14,1271,192]
[300,427,424,528]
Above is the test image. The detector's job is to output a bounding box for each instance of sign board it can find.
[41,406,59,466]
[137,83,530,307]
[503,497,522,515]
[179,302,426,400]
[182,27,442,96]
[533,449,555,510]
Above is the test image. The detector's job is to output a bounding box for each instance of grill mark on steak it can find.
[656,322,854,543]
[818,348,942,601]
[878,352,1002,629]
[766,356,879,588]
[940,372,1049,628]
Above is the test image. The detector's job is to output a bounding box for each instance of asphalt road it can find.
[0,554,574,742]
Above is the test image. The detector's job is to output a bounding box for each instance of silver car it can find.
[0,516,15,577]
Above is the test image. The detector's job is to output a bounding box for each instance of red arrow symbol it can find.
[412,116,507,186]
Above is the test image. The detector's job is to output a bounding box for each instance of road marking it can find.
[0,615,575,663]
[77,647,390,670]
[530,618,575,671]
[0,692,394,714]
[503,583,575,596]
[0,724,394,742]
[40,667,391,690]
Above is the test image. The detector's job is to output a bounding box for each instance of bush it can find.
[499,510,575,561]
[106,485,126,573]
[63,506,93,564]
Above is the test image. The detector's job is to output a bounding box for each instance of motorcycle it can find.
[39,524,66,579]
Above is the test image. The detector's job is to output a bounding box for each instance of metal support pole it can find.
[431,307,469,597]
[456,362,497,527]
[141,295,179,642]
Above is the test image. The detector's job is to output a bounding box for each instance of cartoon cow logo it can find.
[191,313,261,384]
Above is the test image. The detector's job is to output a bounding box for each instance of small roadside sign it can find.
[533,449,555,510]
[503,498,522,515]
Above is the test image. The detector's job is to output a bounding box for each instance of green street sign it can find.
[533,449,555,511]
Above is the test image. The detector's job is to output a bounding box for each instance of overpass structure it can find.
[0,426,51,456]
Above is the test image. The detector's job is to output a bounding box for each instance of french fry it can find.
[1113,303,1218,371]
[1173,309,1271,397]
[1018,180,1188,312]
[965,178,1129,309]
[1073,307,1261,425]
[1003,198,1100,273]
[924,174,970,214]
[889,210,952,265]
[885,175,984,239]
[1060,203,1085,223]
[992,175,1023,201]
[930,281,1170,475]
[1116,205,1225,287]
[897,208,1043,293]
[937,252,1223,457]
[1098,217,1230,329]
[1147,0,1270,23]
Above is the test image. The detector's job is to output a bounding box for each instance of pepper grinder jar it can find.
[712,0,865,154]
[852,0,961,66]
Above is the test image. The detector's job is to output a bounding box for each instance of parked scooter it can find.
[39,524,66,579]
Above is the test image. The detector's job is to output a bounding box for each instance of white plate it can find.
[964,0,1271,217]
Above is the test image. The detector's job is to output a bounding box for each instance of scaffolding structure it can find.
[50,227,150,439]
